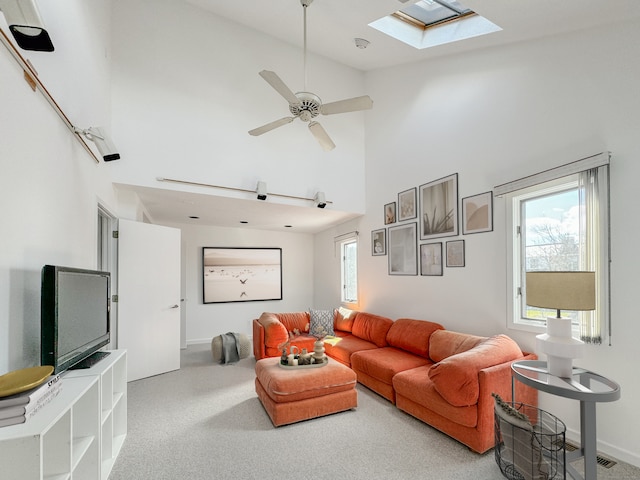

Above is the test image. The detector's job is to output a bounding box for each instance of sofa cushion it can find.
[258,312,289,350]
[386,318,444,358]
[335,307,357,333]
[351,347,432,386]
[428,334,523,407]
[276,312,310,334]
[428,329,486,363]
[351,312,393,348]
[393,365,478,428]
[309,309,335,337]
[322,334,378,367]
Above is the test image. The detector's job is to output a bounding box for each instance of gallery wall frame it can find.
[384,202,396,225]
[420,242,443,276]
[398,187,417,222]
[202,247,282,304]
[419,173,459,240]
[372,228,387,256]
[462,191,493,234]
[446,239,465,267]
[388,223,417,275]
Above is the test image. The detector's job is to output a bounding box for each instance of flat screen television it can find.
[41,265,111,374]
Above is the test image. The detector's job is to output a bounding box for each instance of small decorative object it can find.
[446,240,465,267]
[388,222,418,276]
[280,349,288,365]
[0,366,54,398]
[420,242,443,276]
[371,228,386,256]
[462,191,493,234]
[384,202,396,225]
[313,339,326,363]
[419,173,459,240]
[398,187,417,221]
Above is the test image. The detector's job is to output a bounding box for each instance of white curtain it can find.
[578,165,610,345]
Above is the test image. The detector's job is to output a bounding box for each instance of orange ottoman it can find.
[255,357,358,426]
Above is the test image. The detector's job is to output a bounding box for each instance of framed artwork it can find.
[202,247,282,304]
[371,228,387,256]
[446,240,465,267]
[462,191,493,234]
[420,243,443,276]
[419,173,459,240]
[398,187,417,221]
[384,202,396,225]
[388,223,417,276]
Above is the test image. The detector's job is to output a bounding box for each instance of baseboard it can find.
[566,427,640,469]
[186,335,253,346]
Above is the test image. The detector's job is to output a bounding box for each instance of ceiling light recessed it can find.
[284,225,293,228]
[189,216,199,219]
[240,221,249,224]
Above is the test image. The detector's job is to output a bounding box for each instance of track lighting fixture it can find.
[74,127,120,162]
[256,181,267,200]
[314,192,327,209]
[0,0,54,51]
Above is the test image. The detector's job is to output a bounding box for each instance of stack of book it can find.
[0,375,62,427]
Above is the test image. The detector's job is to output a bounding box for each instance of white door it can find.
[117,219,181,381]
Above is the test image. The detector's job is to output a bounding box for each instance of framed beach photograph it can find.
[462,191,493,234]
[446,240,465,267]
[202,247,282,304]
[398,187,417,221]
[420,243,443,276]
[384,202,396,225]
[388,223,417,275]
[371,228,387,256]
[419,173,459,240]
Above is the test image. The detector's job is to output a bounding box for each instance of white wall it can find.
[163,222,314,344]
[314,19,640,466]
[0,1,118,373]
[109,0,367,215]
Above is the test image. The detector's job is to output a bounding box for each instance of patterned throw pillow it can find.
[309,309,335,338]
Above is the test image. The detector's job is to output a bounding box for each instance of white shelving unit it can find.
[0,350,127,480]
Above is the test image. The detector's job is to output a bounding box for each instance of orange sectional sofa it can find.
[252,309,537,453]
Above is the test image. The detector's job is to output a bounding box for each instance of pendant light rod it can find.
[301,0,313,91]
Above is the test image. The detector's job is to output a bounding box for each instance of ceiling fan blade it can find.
[248,117,295,136]
[259,70,301,106]
[321,95,373,115]
[308,121,336,151]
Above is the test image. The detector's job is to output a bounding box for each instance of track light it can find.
[74,127,120,162]
[314,192,327,209]
[0,0,54,51]
[256,181,267,200]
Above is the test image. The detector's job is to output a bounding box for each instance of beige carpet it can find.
[109,344,639,480]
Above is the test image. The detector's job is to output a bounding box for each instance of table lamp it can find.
[526,271,596,378]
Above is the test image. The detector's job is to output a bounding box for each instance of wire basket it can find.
[494,403,566,480]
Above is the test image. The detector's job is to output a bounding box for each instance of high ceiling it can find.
[184,0,640,72]
[127,0,640,233]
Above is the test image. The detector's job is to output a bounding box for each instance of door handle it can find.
[170,304,179,309]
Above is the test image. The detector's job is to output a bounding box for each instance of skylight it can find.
[369,0,501,50]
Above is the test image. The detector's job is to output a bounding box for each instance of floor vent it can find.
[560,441,617,469]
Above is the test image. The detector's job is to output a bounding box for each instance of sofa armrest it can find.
[477,353,538,435]
[253,319,266,360]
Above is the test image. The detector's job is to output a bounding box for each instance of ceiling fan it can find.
[248,0,373,151]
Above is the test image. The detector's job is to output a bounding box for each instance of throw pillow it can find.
[309,309,335,338]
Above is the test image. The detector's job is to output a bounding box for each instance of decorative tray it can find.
[0,365,54,397]
[278,357,329,369]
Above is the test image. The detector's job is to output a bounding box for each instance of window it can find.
[341,238,358,304]
[396,0,474,30]
[369,0,501,50]
[499,154,610,344]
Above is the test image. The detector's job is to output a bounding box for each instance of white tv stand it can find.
[0,350,127,480]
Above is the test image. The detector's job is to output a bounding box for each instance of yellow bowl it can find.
[0,365,54,398]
